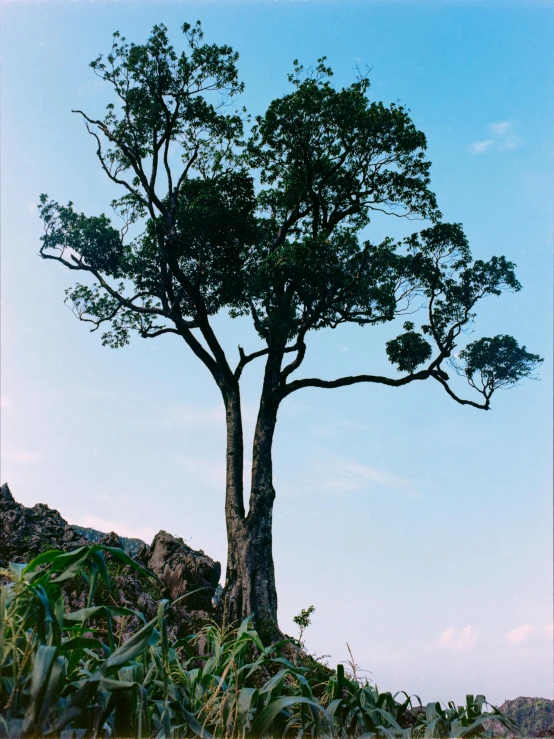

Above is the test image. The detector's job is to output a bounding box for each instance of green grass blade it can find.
[236,687,258,737]
[249,695,332,739]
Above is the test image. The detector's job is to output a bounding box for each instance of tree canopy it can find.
[38,23,541,408]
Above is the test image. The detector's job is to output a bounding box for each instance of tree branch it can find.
[431,371,490,410]
[141,327,181,339]
[279,335,307,383]
[234,343,298,381]
[40,250,168,318]
[166,253,236,384]
[72,110,166,217]
[280,362,492,411]
[281,368,431,397]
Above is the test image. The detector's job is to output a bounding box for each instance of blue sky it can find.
[1,0,552,705]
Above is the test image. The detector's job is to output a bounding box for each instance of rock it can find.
[483,697,554,737]
[72,524,145,557]
[98,531,124,549]
[0,482,221,635]
[0,482,90,567]
[145,530,221,610]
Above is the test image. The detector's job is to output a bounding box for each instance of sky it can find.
[1,0,553,707]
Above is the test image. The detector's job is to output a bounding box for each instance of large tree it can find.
[38,22,542,641]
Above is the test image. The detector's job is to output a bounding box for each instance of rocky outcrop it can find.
[144,530,220,610]
[0,482,221,632]
[484,697,554,737]
[1,482,91,565]
[71,524,145,557]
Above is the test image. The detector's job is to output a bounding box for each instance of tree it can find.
[38,22,542,641]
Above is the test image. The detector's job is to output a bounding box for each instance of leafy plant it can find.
[0,548,518,739]
[294,606,316,647]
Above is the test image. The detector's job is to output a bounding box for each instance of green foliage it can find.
[294,605,316,632]
[248,57,439,229]
[457,335,543,397]
[496,697,554,737]
[386,322,433,374]
[1,549,518,738]
[37,20,541,411]
[293,605,315,645]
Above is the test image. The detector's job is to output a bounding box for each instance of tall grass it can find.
[0,547,517,739]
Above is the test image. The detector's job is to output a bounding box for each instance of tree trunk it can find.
[219,503,280,642]
[218,354,283,644]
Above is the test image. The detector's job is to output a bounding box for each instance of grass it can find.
[0,546,519,739]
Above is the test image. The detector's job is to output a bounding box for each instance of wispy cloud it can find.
[469,121,520,155]
[490,121,510,137]
[322,458,422,497]
[506,624,534,644]
[323,477,360,492]
[470,139,494,155]
[506,623,554,645]
[437,625,480,652]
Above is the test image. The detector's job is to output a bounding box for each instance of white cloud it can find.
[438,625,480,651]
[506,624,534,644]
[470,139,494,155]
[323,478,360,492]
[469,121,520,155]
[490,121,510,136]
[506,623,554,645]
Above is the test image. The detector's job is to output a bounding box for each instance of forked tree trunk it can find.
[220,502,279,641]
[217,357,282,643]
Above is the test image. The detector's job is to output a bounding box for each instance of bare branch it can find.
[72,110,166,217]
[234,343,298,380]
[141,327,181,339]
[279,336,307,383]
[431,371,490,410]
[281,368,431,398]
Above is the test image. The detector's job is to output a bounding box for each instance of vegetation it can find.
[487,698,554,738]
[293,607,315,648]
[1,547,518,739]
[36,21,543,639]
